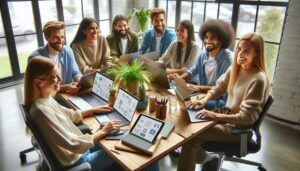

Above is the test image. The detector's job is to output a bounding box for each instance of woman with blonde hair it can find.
[24,56,122,170]
[177,33,270,171]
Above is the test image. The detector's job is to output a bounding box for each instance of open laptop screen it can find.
[113,88,138,122]
[91,73,113,101]
[130,114,164,143]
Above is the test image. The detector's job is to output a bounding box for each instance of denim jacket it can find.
[187,48,233,86]
[139,28,176,57]
[29,45,82,84]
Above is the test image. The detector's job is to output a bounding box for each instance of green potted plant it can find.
[106,60,151,96]
[128,7,151,35]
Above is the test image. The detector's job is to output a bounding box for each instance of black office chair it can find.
[19,104,91,171]
[202,95,274,171]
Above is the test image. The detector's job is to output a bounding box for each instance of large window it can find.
[158,0,289,84]
[0,0,111,85]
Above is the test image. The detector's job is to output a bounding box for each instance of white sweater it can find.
[30,97,93,166]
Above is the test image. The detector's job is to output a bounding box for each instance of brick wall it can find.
[269,0,300,124]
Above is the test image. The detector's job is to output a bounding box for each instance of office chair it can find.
[19,104,91,171]
[202,95,274,171]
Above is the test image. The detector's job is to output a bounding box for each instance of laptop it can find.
[77,71,97,92]
[138,56,175,89]
[68,72,113,110]
[174,76,199,96]
[175,89,208,123]
[95,88,139,127]
[121,114,164,155]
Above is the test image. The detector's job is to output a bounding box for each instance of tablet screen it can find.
[130,114,164,143]
[113,89,138,122]
[92,73,113,101]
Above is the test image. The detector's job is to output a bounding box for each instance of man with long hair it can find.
[106,14,139,62]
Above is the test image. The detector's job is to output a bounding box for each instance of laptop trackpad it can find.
[95,115,111,123]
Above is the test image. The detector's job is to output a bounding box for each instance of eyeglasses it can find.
[38,74,62,82]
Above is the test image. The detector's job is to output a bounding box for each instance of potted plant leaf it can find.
[128,7,151,36]
[106,59,151,97]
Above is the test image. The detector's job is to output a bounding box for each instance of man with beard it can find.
[179,19,235,110]
[138,8,176,60]
[29,21,81,94]
[106,14,138,62]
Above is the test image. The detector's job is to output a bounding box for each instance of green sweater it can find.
[106,30,139,60]
[208,67,267,128]
[72,34,113,74]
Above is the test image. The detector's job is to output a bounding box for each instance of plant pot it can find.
[108,95,116,107]
[126,81,139,96]
[136,97,148,110]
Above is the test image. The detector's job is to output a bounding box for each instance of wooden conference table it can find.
[60,84,216,171]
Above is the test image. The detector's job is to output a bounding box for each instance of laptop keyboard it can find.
[108,112,129,126]
[81,93,107,107]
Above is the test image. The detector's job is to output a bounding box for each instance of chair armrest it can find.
[230,128,253,135]
[66,162,91,171]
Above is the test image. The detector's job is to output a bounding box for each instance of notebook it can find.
[121,114,165,155]
[138,56,175,89]
[175,89,208,123]
[95,88,139,127]
[77,71,96,92]
[68,72,113,110]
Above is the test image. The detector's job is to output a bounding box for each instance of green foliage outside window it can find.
[257,8,283,84]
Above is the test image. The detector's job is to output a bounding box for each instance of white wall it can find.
[269,0,300,124]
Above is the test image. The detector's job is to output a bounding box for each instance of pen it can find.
[110,148,120,155]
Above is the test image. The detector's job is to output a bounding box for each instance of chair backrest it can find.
[252,94,275,145]
[20,104,65,170]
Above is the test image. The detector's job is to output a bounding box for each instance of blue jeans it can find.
[74,143,122,171]
[74,143,160,171]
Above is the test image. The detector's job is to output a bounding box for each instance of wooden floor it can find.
[0,83,299,171]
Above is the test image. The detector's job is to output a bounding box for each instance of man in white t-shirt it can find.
[106,14,139,62]
[180,19,235,110]
[29,21,82,95]
[138,8,176,60]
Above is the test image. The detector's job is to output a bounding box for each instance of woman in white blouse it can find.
[159,20,200,78]
[24,56,121,170]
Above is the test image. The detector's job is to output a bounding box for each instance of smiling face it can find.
[236,40,257,70]
[151,13,166,36]
[36,67,62,95]
[176,24,188,45]
[203,31,221,52]
[114,20,128,38]
[84,22,99,43]
[47,29,65,52]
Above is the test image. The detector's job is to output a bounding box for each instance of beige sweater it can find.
[208,67,267,128]
[30,97,93,166]
[158,41,200,70]
[72,34,113,74]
